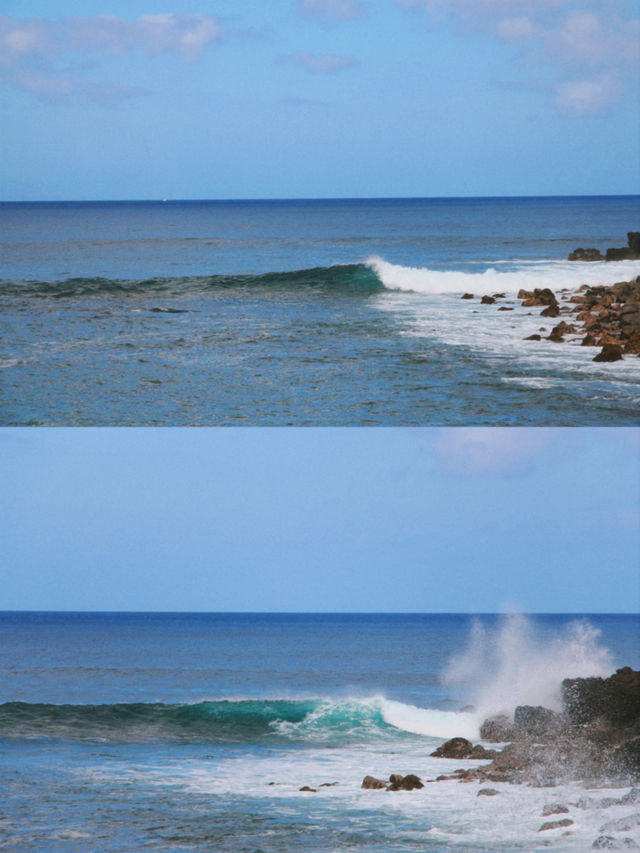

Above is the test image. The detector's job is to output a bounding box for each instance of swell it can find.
[0,264,383,299]
[0,698,477,745]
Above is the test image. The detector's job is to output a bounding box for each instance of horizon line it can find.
[1,610,636,616]
[2,193,639,204]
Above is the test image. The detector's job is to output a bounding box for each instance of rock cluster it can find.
[432,668,640,788]
[568,232,640,262]
[361,772,424,791]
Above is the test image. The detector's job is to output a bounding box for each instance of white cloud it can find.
[395,0,639,115]
[299,0,364,21]
[435,428,551,475]
[555,73,619,116]
[0,13,223,103]
[279,50,357,74]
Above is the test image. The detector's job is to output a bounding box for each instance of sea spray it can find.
[441,614,614,721]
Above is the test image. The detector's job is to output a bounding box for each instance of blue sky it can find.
[1,0,638,199]
[1,427,638,612]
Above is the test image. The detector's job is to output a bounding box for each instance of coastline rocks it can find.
[519,287,557,307]
[361,775,387,789]
[430,737,497,760]
[361,773,424,791]
[514,705,561,740]
[593,344,623,362]
[538,818,573,832]
[480,714,515,742]
[569,233,640,262]
[569,248,604,261]
[593,837,640,849]
[481,295,496,304]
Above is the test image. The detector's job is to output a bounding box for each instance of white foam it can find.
[379,699,479,740]
[367,255,640,296]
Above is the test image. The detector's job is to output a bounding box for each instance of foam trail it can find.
[442,614,613,721]
[367,255,640,296]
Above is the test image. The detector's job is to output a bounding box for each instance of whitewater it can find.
[1,612,638,852]
[1,195,639,425]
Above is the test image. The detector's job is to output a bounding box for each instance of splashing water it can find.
[442,614,614,721]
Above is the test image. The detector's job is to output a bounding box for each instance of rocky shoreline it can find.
[360,667,640,848]
[463,231,640,362]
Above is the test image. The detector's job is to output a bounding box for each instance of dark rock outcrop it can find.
[481,295,495,304]
[480,714,515,742]
[361,775,387,789]
[514,705,561,740]
[387,773,424,791]
[569,248,605,261]
[539,818,573,831]
[593,344,623,362]
[569,233,640,262]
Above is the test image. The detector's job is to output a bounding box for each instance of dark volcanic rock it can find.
[565,669,640,728]
[480,715,515,742]
[542,803,570,816]
[540,302,560,317]
[461,293,474,299]
[539,818,573,831]
[431,737,474,759]
[387,773,424,791]
[361,775,386,789]
[477,788,499,796]
[547,321,575,342]
[569,248,604,261]
[522,287,557,307]
[514,705,561,740]
[524,333,542,341]
[593,344,623,362]
[481,295,495,304]
[592,837,640,849]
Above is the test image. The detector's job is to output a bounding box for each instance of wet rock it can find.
[522,288,558,307]
[539,818,574,831]
[624,330,640,354]
[481,295,496,304]
[592,837,639,849]
[594,343,623,362]
[524,333,542,341]
[547,321,575,342]
[514,705,561,740]
[361,775,387,789]
[582,333,597,346]
[600,814,640,833]
[387,773,424,791]
[469,745,499,759]
[540,302,560,317]
[299,786,316,792]
[431,737,475,759]
[461,293,474,299]
[480,714,515,742]
[569,248,605,261]
[542,803,570,816]
[477,788,499,796]
[498,306,513,311]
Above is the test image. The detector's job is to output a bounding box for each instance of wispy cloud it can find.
[0,13,223,103]
[298,0,365,21]
[395,0,639,115]
[434,428,551,476]
[278,50,357,74]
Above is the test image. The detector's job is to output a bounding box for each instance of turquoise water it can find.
[1,612,638,851]
[1,196,639,425]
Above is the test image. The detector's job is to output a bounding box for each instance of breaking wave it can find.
[0,697,476,745]
[367,255,640,296]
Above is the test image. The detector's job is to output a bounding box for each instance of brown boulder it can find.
[593,344,623,362]
[361,775,386,789]
[387,773,424,791]
[480,715,515,742]
[539,818,573,831]
[481,295,495,304]
[430,737,474,759]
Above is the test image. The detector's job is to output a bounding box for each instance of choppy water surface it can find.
[1,196,639,425]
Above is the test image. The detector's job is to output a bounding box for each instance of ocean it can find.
[1,611,638,852]
[1,195,639,426]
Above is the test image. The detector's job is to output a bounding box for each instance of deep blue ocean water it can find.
[1,196,639,425]
[1,611,638,852]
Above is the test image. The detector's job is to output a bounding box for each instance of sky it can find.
[1,426,638,613]
[1,0,639,199]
